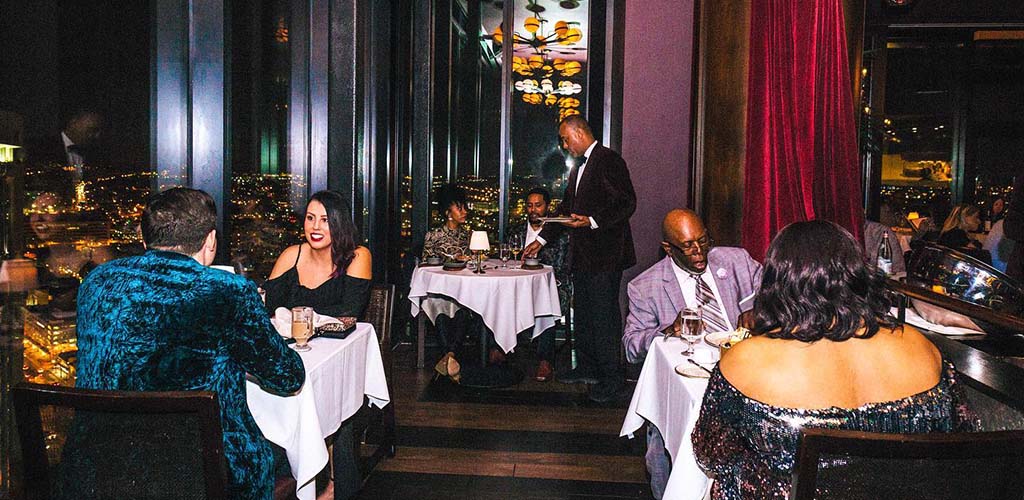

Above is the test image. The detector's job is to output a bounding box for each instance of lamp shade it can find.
[0,258,39,292]
[469,231,490,252]
[524,17,541,33]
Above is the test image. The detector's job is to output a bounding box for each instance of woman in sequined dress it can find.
[691,220,977,500]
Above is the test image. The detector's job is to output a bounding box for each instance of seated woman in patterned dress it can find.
[691,220,977,500]
[421,184,484,383]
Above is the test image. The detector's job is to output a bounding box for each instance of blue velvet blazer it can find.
[76,250,305,500]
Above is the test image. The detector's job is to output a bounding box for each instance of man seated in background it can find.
[75,187,305,500]
[622,209,761,499]
[505,187,570,381]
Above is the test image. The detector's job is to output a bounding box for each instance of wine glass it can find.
[510,235,522,268]
[678,308,704,356]
[291,307,314,352]
[500,243,510,268]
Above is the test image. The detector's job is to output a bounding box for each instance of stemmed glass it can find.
[678,308,704,356]
[291,306,314,352]
[500,243,511,268]
[509,234,522,269]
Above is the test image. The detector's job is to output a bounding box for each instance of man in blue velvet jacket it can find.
[76,187,305,500]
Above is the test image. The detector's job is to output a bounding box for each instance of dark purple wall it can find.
[620,0,695,285]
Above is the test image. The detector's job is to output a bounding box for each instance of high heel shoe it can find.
[433,352,461,383]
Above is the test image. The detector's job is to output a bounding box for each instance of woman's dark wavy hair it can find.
[308,190,359,277]
[752,220,896,342]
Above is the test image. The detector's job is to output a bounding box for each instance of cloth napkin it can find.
[270,307,348,338]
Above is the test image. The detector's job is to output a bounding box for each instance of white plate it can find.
[675,364,711,378]
[704,331,732,348]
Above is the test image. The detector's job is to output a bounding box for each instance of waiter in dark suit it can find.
[523,115,637,403]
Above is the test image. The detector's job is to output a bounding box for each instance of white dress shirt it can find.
[524,222,542,246]
[62,132,84,180]
[535,141,600,248]
[575,141,600,230]
[670,261,733,332]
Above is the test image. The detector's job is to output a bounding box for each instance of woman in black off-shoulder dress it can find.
[262,190,372,500]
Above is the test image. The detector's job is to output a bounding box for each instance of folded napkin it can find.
[270,307,354,338]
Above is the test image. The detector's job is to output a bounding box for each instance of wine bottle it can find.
[877,232,893,276]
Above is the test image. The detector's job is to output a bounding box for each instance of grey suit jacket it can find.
[623,248,762,363]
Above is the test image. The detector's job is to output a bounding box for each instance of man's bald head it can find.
[661,209,712,273]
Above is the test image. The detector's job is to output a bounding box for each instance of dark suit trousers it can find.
[573,270,623,381]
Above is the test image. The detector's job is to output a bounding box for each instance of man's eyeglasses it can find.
[666,235,714,255]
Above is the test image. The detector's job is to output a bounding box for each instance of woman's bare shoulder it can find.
[347,246,372,279]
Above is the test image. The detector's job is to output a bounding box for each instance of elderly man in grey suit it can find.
[623,209,762,499]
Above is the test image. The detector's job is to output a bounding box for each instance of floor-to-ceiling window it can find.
[229,0,302,281]
[407,0,603,251]
[860,4,1023,238]
[0,2,153,491]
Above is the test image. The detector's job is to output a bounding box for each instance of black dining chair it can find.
[12,382,227,500]
[790,427,1024,500]
[359,284,397,473]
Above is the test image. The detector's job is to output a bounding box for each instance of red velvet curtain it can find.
[742,0,864,261]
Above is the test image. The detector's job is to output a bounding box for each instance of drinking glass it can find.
[678,308,704,356]
[291,306,314,352]
[510,235,522,269]
[500,243,510,268]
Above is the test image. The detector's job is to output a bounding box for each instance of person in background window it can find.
[25,110,105,202]
[691,220,977,500]
[76,187,305,500]
[263,190,372,319]
[937,204,990,263]
[988,195,1007,225]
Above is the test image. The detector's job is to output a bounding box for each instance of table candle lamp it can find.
[469,231,490,274]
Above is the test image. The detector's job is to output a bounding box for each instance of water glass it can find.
[500,243,510,268]
[291,306,314,352]
[678,308,704,356]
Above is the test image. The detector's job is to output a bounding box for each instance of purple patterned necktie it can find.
[696,274,729,332]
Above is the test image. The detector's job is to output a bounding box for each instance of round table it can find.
[408,259,562,368]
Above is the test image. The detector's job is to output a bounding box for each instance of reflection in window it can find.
[875,43,959,225]
[510,0,588,230]
[3,3,154,393]
[229,0,301,282]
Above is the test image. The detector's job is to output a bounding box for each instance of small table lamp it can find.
[469,231,490,274]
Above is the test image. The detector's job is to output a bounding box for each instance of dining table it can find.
[621,336,718,500]
[246,323,391,500]
[408,259,562,368]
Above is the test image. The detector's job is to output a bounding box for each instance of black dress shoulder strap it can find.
[293,243,303,266]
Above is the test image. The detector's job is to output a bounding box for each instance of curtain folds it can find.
[742,0,864,261]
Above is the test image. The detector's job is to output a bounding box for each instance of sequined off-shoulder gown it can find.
[76,250,306,500]
[691,359,978,500]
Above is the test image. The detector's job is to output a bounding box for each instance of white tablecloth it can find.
[247,323,390,500]
[408,261,562,353]
[621,337,717,500]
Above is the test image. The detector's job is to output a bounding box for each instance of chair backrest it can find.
[12,383,227,500]
[365,283,395,347]
[790,428,1024,500]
